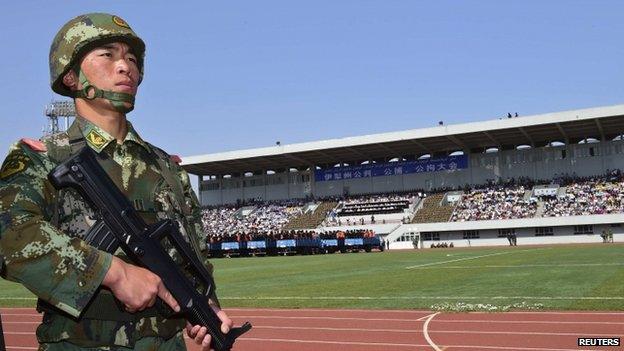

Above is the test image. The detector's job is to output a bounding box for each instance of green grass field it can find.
[1,243,623,311]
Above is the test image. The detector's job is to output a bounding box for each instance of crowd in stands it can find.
[337,201,409,216]
[199,170,624,241]
[201,200,304,238]
[450,179,537,222]
[541,170,624,217]
[448,172,624,221]
[326,214,396,226]
[340,192,420,205]
[324,191,421,215]
[322,191,421,225]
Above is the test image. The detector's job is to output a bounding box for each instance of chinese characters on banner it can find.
[314,155,468,182]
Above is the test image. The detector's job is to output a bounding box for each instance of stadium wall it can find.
[390,214,624,249]
[199,140,624,206]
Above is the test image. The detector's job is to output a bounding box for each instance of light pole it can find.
[43,100,75,136]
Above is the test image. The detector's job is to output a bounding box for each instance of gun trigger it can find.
[155,299,176,318]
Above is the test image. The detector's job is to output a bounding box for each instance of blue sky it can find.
[1,1,624,191]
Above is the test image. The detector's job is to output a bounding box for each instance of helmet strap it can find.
[71,68,136,113]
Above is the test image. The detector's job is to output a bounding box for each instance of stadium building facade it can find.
[183,105,624,249]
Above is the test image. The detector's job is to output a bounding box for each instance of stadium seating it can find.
[541,174,624,217]
[411,193,455,223]
[283,201,338,229]
[336,193,415,216]
[202,200,304,237]
[200,171,624,252]
[450,185,537,221]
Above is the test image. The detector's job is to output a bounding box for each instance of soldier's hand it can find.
[185,301,233,351]
[102,256,181,313]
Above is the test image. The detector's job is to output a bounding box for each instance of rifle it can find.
[48,146,252,351]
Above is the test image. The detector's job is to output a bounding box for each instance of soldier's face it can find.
[81,42,139,94]
[66,42,139,112]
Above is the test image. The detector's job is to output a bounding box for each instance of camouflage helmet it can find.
[50,13,145,97]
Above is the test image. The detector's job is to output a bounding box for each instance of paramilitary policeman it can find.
[0,13,232,350]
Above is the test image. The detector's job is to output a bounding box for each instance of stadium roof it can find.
[182,104,624,176]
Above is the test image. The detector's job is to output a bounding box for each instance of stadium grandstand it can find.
[182,105,624,250]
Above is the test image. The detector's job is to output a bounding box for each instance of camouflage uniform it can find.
[0,117,212,350]
[1,13,218,349]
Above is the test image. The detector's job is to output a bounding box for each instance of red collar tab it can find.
[170,155,182,164]
[20,138,47,152]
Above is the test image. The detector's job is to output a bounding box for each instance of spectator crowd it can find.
[201,200,304,238]
[450,183,537,221]
[541,170,624,217]
[199,171,624,240]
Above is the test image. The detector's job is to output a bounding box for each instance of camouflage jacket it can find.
[0,117,211,347]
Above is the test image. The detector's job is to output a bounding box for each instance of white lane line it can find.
[237,337,594,351]
[422,330,619,337]
[234,315,624,325]
[222,295,624,300]
[418,263,624,269]
[252,325,430,333]
[428,319,624,325]
[406,250,522,269]
[226,307,434,313]
[231,315,430,322]
[423,312,442,351]
[245,326,620,337]
[467,311,624,315]
[434,346,597,351]
[417,314,433,321]
[238,337,431,348]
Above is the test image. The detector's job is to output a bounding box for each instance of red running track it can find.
[1,307,622,351]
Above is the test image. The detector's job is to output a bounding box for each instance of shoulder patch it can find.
[170,155,182,164]
[0,152,31,180]
[85,130,108,150]
[20,138,47,152]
